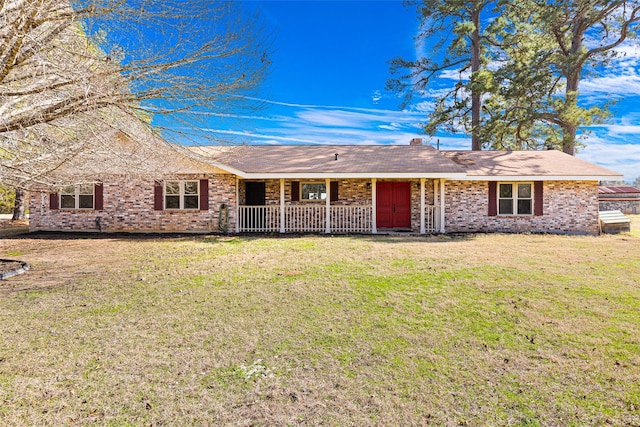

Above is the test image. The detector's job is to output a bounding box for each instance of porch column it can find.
[280,178,286,233]
[371,178,377,234]
[325,178,331,233]
[439,178,446,233]
[235,177,240,233]
[420,178,426,234]
[434,179,439,231]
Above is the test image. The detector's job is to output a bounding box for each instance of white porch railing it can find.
[237,206,280,232]
[285,205,326,232]
[238,204,438,233]
[330,205,372,233]
[425,205,441,233]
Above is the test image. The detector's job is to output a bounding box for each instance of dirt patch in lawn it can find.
[0,232,181,294]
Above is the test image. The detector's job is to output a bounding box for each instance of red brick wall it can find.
[29,176,601,235]
[445,180,600,235]
[29,174,237,233]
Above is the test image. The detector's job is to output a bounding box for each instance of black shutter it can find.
[94,183,104,211]
[488,182,497,216]
[330,181,339,202]
[199,179,209,211]
[291,181,300,202]
[50,193,59,210]
[534,181,544,216]
[154,181,163,211]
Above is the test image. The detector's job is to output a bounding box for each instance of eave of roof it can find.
[189,144,468,178]
[442,150,623,181]
[189,145,623,181]
[599,185,640,194]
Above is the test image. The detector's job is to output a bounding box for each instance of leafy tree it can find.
[392,0,640,155]
[387,0,498,151]
[487,0,640,154]
[1,0,270,191]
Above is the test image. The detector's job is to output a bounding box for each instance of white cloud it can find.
[378,122,402,131]
[579,129,640,182]
[188,97,640,182]
[580,75,640,97]
[439,69,470,81]
[193,99,437,147]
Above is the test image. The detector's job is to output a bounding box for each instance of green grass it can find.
[0,217,639,425]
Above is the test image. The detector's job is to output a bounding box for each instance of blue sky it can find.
[203,1,640,182]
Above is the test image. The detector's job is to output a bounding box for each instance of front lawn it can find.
[1,219,639,425]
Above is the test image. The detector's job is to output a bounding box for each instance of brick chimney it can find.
[410,138,423,146]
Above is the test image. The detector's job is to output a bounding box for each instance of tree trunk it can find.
[11,188,26,220]
[562,122,577,156]
[471,6,482,151]
[561,15,585,156]
[561,66,581,156]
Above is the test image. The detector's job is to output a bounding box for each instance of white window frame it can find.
[165,180,199,210]
[300,182,327,202]
[60,184,94,210]
[498,182,533,216]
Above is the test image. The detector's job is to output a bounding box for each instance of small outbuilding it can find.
[599,210,632,234]
[599,186,640,214]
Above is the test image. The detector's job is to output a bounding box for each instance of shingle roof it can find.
[191,145,622,180]
[191,145,467,177]
[441,150,622,179]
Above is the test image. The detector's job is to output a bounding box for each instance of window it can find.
[301,182,326,201]
[498,183,532,215]
[165,181,199,209]
[60,184,94,209]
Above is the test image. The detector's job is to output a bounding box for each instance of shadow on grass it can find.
[4,230,481,245]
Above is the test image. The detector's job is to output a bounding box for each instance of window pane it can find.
[79,184,94,195]
[165,195,180,209]
[518,200,532,215]
[518,184,532,198]
[61,194,75,209]
[79,195,93,209]
[499,199,513,215]
[166,181,180,195]
[184,181,198,195]
[499,184,512,198]
[301,183,313,200]
[61,186,75,195]
[302,183,326,200]
[184,195,199,209]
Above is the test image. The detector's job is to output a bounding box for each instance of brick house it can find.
[29,138,622,235]
[599,185,640,215]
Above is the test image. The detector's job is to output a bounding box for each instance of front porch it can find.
[235,178,446,234]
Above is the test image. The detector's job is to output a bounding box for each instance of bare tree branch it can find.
[0,0,271,190]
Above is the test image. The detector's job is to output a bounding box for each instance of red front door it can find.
[376,182,411,228]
